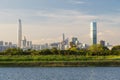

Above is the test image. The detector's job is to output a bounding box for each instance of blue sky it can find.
[0,0,120,45]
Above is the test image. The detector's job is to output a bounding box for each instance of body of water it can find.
[0,67,119,80]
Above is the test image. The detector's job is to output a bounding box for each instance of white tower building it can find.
[18,19,22,48]
[90,21,97,45]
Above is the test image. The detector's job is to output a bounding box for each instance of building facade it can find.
[18,19,22,48]
[100,40,105,46]
[90,21,97,45]
[0,41,17,52]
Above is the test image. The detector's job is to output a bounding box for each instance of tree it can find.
[29,49,39,55]
[88,44,109,56]
[78,49,89,56]
[4,48,23,55]
[111,45,120,55]
[68,47,79,55]
[51,48,59,55]
[40,49,52,55]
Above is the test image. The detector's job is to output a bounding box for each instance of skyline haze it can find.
[0,0,120,45]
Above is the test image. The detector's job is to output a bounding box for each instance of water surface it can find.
[0,67,119,80]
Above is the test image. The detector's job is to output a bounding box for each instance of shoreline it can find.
[0,61,120,67]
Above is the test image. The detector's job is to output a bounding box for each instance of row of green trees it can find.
[0,45,120,56]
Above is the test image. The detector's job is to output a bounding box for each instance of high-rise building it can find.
[63,33,65,42]
[21,36,27,49]
[26,41,32,49]
[100,40,105,46]
[5,42,8,46]
[18,19,22,48]
[90,21,97,45]
[62,33,65,50]
[0,41,4,46]
[72,37,78,45]
[9,42,12,47]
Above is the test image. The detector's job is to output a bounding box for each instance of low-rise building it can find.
[0,41,17,52]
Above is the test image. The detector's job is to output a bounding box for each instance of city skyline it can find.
[0,0,120,45]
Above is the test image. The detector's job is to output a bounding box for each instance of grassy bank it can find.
[0,61,120,67]
[0,55,120,67]
[0,55,120,61]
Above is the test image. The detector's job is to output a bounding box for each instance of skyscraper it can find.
[90,21,97,45]
[62,33,65,50]
[18,19,22,48]
[63,33,65,43]
[21,36,26,49]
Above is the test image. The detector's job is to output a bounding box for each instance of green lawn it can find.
[0,55,120,62]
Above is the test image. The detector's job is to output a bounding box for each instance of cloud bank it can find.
[0,8,120,45]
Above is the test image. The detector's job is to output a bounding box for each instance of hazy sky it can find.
[0,0,120,45]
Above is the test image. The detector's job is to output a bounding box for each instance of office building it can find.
[5,42,8,46]
[0,41,4,46]
[18,19,22,48]
[49,42,60,49]
[100,40,105,46]
[72,37,78,45]
[90,21,97,45]
[21,36,27,49]
[26,41,32,49]
[0,41,17,52]
[21,36,32,50]
[61,33,65,50]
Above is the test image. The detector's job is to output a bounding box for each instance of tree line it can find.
[0,44,120,56]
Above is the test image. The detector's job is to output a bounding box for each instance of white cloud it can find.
[67,0,85,4]
[0,9,120,45]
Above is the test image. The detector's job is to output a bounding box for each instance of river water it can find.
[0,67,119,80]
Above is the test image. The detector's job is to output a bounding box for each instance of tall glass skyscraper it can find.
[90,21,97,45]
